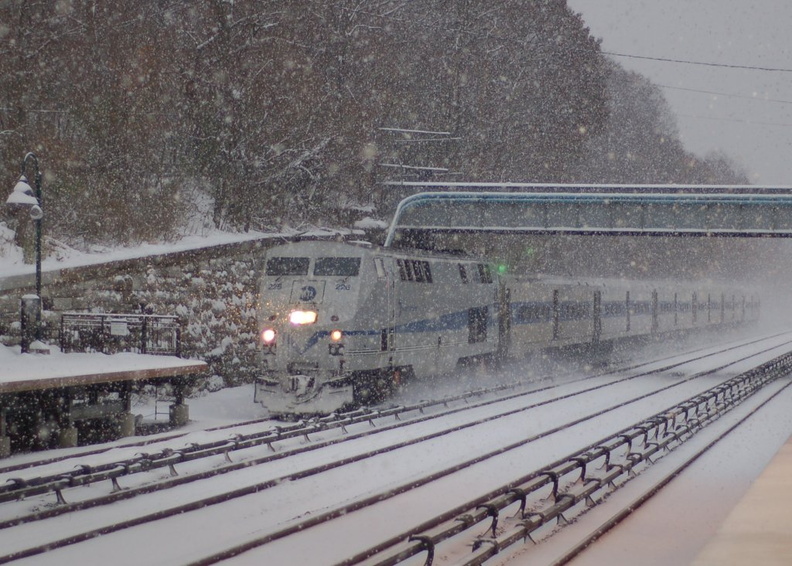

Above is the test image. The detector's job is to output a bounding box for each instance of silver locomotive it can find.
[254,240,758,416]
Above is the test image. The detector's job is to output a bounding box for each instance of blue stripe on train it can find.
[297,298,692,354]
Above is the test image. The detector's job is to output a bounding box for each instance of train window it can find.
[412,261,425,282]
[396,259,432,283]
[266,257,309,276]
[561,302,590,320]
[314,257,361,276]
[468,307,488,343]
[477,264,493,284]
[414,260,432,283]
[404,260,415,281]
[397,259,407,280]
[459,264,469,283]
[519,303,552,322]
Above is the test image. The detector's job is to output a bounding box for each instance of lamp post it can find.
[6,152,45,347]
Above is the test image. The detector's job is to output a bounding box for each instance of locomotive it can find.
[254,239,759,416]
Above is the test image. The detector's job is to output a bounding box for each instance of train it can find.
[254,239,760,417]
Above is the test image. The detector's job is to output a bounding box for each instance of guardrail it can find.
[59,313,182,356]
[358,349,792,566]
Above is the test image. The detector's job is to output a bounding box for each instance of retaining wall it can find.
[0,237,277,386]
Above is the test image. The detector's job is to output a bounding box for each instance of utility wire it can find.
[604,51,792,73]
[659,84,792,105]
[677,113,792,128]
[605,52,792,126]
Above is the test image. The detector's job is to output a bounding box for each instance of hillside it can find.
[0,1,746,250]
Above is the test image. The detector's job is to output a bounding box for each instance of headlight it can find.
[289,310,318,325]
[330,329,343,342]
[261,328,276,344]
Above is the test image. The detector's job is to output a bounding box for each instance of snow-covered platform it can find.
[0,348,206,394]
[0,345,207,457]
[691,434,792,565]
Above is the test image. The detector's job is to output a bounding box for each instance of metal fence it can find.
[60,313,182,356]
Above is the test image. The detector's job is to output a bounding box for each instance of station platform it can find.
[0,345,207,456]
[0,347,206,394]
[691,434,792,565]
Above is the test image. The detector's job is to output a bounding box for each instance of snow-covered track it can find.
[341,351,792,565]
[2,332,783,519]
[0,385,544,512]
[541,382,792,566]
[0,414,277,476]
[1,333,790,565]
[466,363,792,566]
[192,345,792,565]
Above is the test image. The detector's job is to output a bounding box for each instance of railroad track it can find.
[1,331,785,518]
[1,329,781,480]
[361,360,792,566]
[1,332,791,565]
[540,380,792,566]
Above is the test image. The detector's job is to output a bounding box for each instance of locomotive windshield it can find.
[266,257,310,276]
[314,257,361,276]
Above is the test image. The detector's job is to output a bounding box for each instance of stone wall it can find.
[0,238,277,387]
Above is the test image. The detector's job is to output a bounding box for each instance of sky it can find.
[567,0,792,186]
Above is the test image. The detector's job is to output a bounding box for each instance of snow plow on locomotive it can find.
[254,240,760,417]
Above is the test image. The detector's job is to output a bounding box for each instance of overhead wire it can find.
[658,84,792,106]
[603,50,792,128]
[603,51,792,73]
[677,113,792,128]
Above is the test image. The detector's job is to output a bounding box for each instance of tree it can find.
[0,0,743,245]
[0,0,189,244]
[571,62,748,186]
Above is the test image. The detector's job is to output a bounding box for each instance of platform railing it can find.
[59,313,182,356]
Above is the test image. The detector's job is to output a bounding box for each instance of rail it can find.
[1,341,790,563]
[355,350,792,566]
[4,334,786,522]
